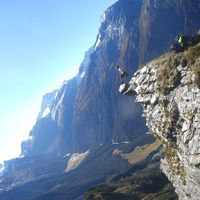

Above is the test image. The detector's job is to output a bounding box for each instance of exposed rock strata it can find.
[120,44,200,199]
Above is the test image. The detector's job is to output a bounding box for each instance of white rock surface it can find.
[65,150,90,172]
[121,50,200,200]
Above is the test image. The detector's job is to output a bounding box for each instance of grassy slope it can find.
[121,140,162,164]
[84,148,178,200]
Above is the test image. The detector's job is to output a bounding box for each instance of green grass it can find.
[84,157,178,200]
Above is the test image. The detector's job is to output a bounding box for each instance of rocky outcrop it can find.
[121,44,200,199]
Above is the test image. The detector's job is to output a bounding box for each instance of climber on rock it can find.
[116,65,128,84]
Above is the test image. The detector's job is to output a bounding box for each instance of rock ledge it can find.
[120,45,200,200]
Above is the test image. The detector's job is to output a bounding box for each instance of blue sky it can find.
[0,0,117,163]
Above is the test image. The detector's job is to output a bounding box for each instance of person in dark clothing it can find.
[170,43,185,53]
[171,34,191,52]
[177,34,189,50]
[171,31,200,53]
[116,65,128,84]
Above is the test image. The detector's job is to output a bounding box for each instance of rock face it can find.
[22,0,200,157]
[122,44,200,199]
[2,1,200,199]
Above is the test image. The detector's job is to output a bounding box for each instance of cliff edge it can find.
[120,43,200,199]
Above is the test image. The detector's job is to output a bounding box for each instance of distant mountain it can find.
[21,46,95,156]
[1,0,200,199]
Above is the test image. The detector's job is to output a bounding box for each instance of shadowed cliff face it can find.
[71,0,146,152]
[139,0,200,64]
[22,0,147,156]
[22,0,200,156]
[70,0,200,153]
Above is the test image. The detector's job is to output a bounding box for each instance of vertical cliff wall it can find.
[22,0,200,156]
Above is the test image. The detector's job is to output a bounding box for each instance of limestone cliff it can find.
[120,43,200,199]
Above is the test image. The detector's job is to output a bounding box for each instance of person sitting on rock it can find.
[177,34,187,49]
[177,34,194,50]
[171,34,191,52]
[116,65,128,84]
